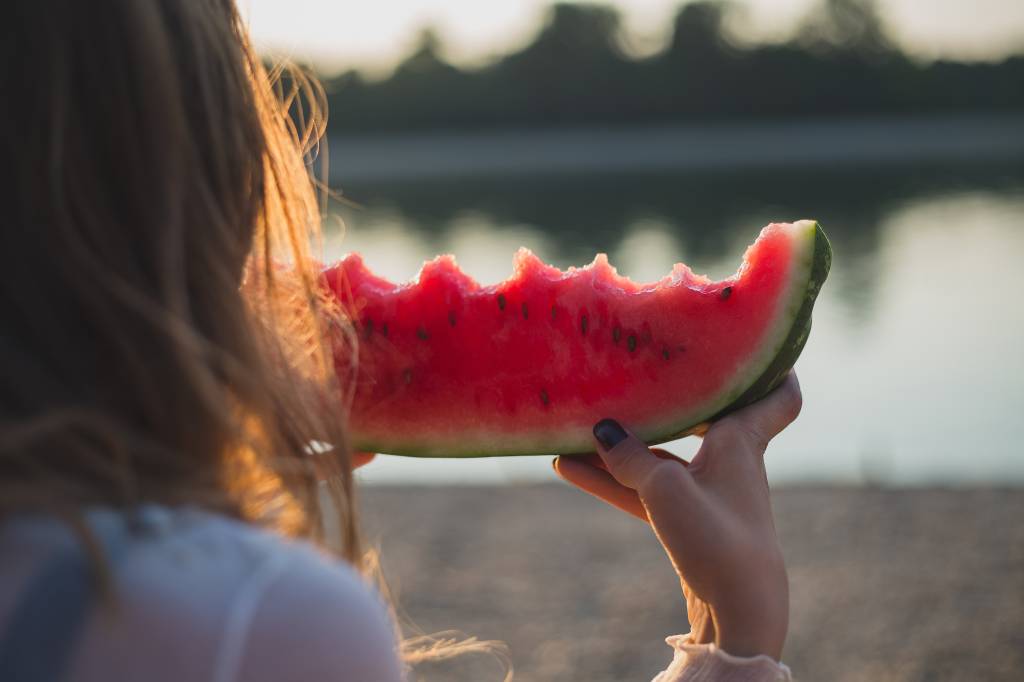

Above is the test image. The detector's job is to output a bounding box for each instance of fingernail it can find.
[593,418,628,450]
[551,456,559,472]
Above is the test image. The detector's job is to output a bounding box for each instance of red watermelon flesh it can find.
[323,220,830,457]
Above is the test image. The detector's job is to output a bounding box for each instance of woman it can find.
[0,1,798,680]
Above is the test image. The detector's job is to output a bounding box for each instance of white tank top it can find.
[0,506,404,682]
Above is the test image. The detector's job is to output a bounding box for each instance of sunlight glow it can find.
[242,0,1024,76]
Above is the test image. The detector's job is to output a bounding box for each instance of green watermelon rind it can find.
[660,220,832,442]
[354,221,831,457]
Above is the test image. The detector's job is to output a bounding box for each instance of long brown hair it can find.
[0,2,512,676]
[0,0,358,559]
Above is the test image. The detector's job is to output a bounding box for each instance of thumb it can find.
[593,419,694,500]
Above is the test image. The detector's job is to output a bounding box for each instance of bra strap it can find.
[0,516,132,682]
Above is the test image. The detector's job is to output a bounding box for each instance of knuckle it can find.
[609,442,654,486]
[637,460,690,500]
[714,417,769,452]
[606,440,671,489]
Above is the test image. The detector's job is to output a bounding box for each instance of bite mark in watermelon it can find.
[323,220,831,457]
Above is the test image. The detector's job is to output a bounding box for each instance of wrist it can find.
[712,597,788,660]
[711,572,789,660]
[714,626,786,661]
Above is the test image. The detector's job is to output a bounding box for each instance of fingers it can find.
[651,448,689,467]
[737,372,802,443]
[352,451,377,469]
[581,449,685,472]
[707,372,803,455]
[577,452,608,472]
[553,456,649,521]
[592,419,694,503]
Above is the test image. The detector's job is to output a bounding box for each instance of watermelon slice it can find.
[324,220,830,457]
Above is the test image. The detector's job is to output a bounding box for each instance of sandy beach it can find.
[360,485,1024,681]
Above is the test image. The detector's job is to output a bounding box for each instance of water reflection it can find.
[328,162,1024,485]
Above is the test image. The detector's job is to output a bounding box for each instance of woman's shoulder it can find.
[110,506,405,682]
[1,507,405,682]
[114,505,357,588]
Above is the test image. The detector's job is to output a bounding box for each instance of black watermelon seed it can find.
[540,389,549,406]
[613,327,621,344]
[497,294,507,311]
[381,323,389,338]
[721,286,733,300]
[580,314,589,336]
[364,319,374,339]
[662,347,670,361]
[521,302,529,319]
[402,369,412,384]
[627,335,637,352]
[448,310,457,327]
[417,326,429,340]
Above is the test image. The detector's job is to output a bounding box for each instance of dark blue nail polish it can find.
[593,418,628,450]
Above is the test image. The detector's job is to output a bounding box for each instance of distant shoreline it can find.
[327,113,1024,182]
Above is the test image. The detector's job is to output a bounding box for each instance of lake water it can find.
[322,120,1024,486]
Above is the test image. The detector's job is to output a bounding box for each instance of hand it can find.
[352,452,376,469]
[314,451,376,480]
[554,372,802,660]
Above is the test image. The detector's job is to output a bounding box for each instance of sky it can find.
[241,0,1024,76]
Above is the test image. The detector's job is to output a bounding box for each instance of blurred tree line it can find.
[319,0,1024,133]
